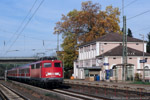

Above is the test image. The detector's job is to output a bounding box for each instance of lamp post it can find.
[5,50,19,81]
[139,34,145,82]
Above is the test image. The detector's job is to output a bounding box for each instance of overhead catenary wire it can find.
[121,0,138,17]
[127,9,150,20]
[6,0,38,45]
[133,26,150,33]
[4,0,45,56]
[120,9,150,23]
[0,29,51,41]
[121,0,138,11]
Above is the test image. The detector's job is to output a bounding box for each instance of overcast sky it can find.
[0,0,150,57]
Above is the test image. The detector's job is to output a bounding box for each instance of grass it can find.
[132,81,150,85]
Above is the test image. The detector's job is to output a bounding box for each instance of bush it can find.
[64,70,73,79]
[134,73,142,81]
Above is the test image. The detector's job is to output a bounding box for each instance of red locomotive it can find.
[7,57,63,87]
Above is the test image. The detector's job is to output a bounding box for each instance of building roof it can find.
[97,45,150,57]
[79,32,144,47]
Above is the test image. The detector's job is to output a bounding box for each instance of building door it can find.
[84,69,89,77]
[127,66,133,81]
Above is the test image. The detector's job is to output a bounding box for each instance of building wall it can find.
[104,56,150,81]
[100,43,120,54]
[100,42,145,55]
[75,39,148,80]
[107,56,122,80]
[127,42,146,52]
[78,42,146,67]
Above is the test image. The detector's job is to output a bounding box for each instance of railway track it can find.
[0,83,30,100]
[52,89,110,100]
[2,80,150,100]
[8,80,110,100]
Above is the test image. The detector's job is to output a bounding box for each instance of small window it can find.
[90,74,94,76]
[44,63,52,67]
[31,64,34,69]
[113,57,116,59]
[136,43,139,45]
[54,63,61,67]
[104,43,107,45]
[129,58,132,59]
[92,64,96,67]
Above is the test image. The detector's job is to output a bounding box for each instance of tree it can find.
[147,32,150,53]
[127,28,133,37]
[54,1,121,43]
[54,1,121,71]
[61,32,78,71]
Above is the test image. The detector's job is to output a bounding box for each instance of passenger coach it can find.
[7,57,63,87]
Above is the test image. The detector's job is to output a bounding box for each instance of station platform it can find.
[64,79,150,93]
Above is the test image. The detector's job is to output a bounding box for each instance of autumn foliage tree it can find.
[54,1,121,71]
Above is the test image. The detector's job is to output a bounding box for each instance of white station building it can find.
[73,33,150,81]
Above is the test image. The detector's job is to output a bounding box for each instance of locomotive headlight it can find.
[46,72,52,76]
[55,72,61,76]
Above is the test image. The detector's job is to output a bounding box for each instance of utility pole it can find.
[122,16,127,82]
[139,34,145,82]
[122,0,128,82]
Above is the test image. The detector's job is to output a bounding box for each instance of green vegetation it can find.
[0,64,16,76]
[132,81,150,85]
[45,93,54,97]
[45,93,61,99]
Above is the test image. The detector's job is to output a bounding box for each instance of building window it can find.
[92,44,96,50]
[136,43,139,45]
[144,66,149,77]
[76,65,79,68]
[127,67,133,78]
[104,43,107,45]
[112,66,117,77]
[113,57,116,59]
[80,48,83,53]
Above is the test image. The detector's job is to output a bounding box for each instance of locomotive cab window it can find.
[54,63,61,67]
[44,63,52,67]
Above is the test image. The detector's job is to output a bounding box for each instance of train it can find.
[6,57,63,87]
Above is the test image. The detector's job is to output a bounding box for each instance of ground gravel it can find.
[0,80,58,100]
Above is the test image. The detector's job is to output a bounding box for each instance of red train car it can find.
[7,58,63,87]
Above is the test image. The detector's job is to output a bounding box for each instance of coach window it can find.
[31,64,35,69]
[54,63,61,67]
[36,63,40,69]
[44,63,52,67]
